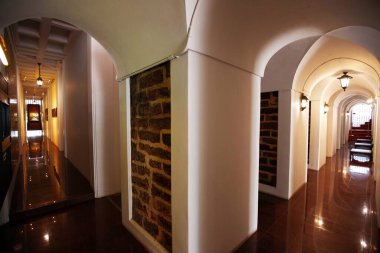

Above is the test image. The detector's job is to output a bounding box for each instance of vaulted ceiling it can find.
[9,18,79,90]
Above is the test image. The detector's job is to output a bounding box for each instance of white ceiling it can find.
[9,17,79,89]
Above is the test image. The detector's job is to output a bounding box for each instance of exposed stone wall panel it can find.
[259,91,278,186]
[130,62,172,252]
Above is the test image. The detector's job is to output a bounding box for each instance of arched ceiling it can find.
[0,0,188,78]
[294,34,380,97]
[188,0,380,77]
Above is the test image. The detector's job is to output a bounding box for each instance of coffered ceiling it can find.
[9,17,79,89]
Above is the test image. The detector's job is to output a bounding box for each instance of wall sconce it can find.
[36,63,43,86]
[337,72,352,91]
[324,102,329,114]
[300,93,308,111]
[0,35,9,66]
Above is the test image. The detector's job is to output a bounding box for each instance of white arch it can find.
[0,0,187,77]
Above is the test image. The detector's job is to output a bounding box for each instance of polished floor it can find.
[237,147,377,253]
[10,136,94,221]
[1,140,377,252]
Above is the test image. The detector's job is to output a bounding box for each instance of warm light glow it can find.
[301,94,308,111]
[0,36,8,66]
[314,217,324,226]
[44,234,49,242]
[349,165,369,175]
[37,63,43,86]
[10,98,17,104]
[361,239,367,248]
[37,77,43,86]
[324,103,329,114]
[362,206,368,215]
[367,97,374,104]
[337,72,352,91]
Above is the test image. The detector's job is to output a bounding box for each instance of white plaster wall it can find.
[63,32,93,186]
[171,54,189,253]
[289,90,308,195]
[91,38,121,197]
[259,90,291,199]
[326,104,339,157]
[309,100,321,170]
[187,51,259,253]
[319,108,328,169]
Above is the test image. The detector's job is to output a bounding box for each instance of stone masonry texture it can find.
[130,62,172,252]
[259,91,278,186]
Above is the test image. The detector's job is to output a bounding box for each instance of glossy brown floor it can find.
[0,196,148,253]
[237,147,377,253]
[11,136,94,221]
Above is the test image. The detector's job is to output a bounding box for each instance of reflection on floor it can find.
[0,196,147,253]
[10,137,94,221]
[0,144,377,252]
[237,146,377,253]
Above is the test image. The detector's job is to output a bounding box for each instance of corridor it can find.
[0,142,377,252]
[10,136,94,221]
[237,146,377,253]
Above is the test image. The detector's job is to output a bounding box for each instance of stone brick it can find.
[130,62,172,249]
[132,164,150,176]
[153,199,171,218]
[149,159,162,170]
[131,118,148,128]
[148,88,170,101]
[158,215,172,233]
[162,133,171,147]
[151,183,171,202]
[139,131,160,143]
[132,150,146,163]
[160,231,172,252]
[269,159,277,166]
[132,185,138,194]
[261,122,277,130]
[164,61,171,78]
[133,196,146,213]
[261,92,271,99]
[266,115,278,121]
[263,151,277,158]
[149,118,171,130]
[163,163,171,176]
[139,69,164,89]
[262,137,278,145]
[132,210,143,226]
[139,143,171,160]
[131,129,138,139]
[261,100,269,107]
[162,102,170,114]
[153,172,171,190]
[260,165,276,174]
[260,157,268,165]
[261,107,278,114]
[134,91,148,103]
[138,103,162,117]
[260,130,270,137]
[132,176,149,190]
[143,219,159,237]
[271,131,278,138]
[140,190,150,204]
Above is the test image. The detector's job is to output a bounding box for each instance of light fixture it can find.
[337,71,352,91]
[324,102,329,114]
[37,63,43,86]
[300,93,308,111]
[0,35,8,66]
